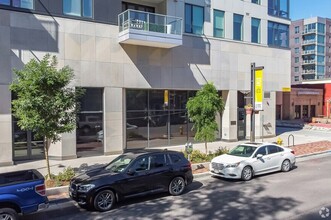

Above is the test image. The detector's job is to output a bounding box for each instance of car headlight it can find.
[77,184,95,193]
[226,162,241,168]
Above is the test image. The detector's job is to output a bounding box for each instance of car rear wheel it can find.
[281,159,291,172]
[241,166,253,181]
[93,190,115,212]
[0,208,18,220]
[169,176,185,196]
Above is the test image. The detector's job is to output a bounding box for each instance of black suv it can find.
[69,149,193,211]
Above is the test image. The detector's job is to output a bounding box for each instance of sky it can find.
[290,0,331,20]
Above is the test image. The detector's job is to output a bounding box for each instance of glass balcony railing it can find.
[302,29,316,35]
[302,50,316,55]
[302,39,316,45]
[118,9,183,36]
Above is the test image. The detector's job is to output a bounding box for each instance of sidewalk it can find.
[1,123,330,177]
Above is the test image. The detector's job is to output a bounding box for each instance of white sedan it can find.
[210,143,296,181]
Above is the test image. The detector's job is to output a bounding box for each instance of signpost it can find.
[250,63,264,142]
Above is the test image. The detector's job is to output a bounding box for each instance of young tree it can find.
[186,82,225,154]
[10,54,83,180]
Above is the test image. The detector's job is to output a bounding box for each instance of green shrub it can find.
[45,166,75,186]
[184,147,229,163]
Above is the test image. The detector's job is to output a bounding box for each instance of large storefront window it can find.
[76,88,103,157]
[126,89,197,149]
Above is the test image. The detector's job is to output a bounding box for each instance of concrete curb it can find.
[295,150,331,159]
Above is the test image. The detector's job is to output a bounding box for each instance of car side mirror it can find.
[127,168,135,176]
[256,154,263,159]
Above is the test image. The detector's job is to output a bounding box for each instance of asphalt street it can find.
[23,154,331,220]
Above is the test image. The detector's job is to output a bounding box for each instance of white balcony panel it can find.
[118,28,182,48]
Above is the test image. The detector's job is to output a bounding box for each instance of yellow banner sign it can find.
[255,69,263,111]
[164,90,168,106]
[282,87,291,92]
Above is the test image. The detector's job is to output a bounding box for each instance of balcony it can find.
[302,50,316,55]
[302,39,316,45]
[302,70,316,75]
[118,10,183,48]
[302,29,316,35]
[302,60,316,65]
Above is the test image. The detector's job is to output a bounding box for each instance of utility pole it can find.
[250,63,264,143]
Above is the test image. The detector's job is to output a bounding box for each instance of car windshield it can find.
[104,155,134,173]
[228,145,257,157]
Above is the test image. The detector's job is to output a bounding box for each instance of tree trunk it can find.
[44,137,52,180]
[205,140,208,154]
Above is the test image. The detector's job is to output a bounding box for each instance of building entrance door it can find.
[237,108,246,140]
[13,120,44,161]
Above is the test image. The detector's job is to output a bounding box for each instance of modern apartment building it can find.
[0,0,291,165]
[288,17,331,119]
[291,17,331,84]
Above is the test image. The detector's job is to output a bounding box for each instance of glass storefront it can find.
[126,89,196,149]
[13,119,44,161]
[76,88,104,157]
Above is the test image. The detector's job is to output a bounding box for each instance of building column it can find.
[104,87,124,155]
[48,132,77,160]
[0,85,13,166]
[246,91,276,140]
[221,90,238,141]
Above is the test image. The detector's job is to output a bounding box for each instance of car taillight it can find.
[291,150,295,155]
[35,184,46,196]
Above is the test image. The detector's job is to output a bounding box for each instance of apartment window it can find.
[122,2,154,12]
[295,57,299,63]
[268,0,289,19]
[268,21,289,48]
[185,4,204,35]
[294,67,299,72]
[252,0,260,4]
[294,76,299,82]
[0,0,9,5]
[63,0,93,18]
[251,17,260,43]
[294,26,300,34]
[317,65,324,73]
[233,14,243,41]
[0,0,33,9]
[317,35,325,44]
[213,10,225,38]
[294,37,299,44]
[294,48,299,54]
[317,23,325,34]
[317,46,325,54]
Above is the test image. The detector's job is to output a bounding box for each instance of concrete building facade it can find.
[0,0,291,165]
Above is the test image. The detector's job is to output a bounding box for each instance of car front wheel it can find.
[281,159,291,172]
[0,208,18,220]
[169,176,185,196]
[241,166,253,181]
[93,189,115,212]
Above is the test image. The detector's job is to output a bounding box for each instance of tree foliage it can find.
[10,54,84,179]
[186,82,225,153]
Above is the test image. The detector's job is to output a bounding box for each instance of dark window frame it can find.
[185,3,204,35]
[0,0,34,9]
[63,0,94,18]
[122,1,155,13]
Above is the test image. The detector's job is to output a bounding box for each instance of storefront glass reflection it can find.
[126,89,197,149]
[76,88,103,157]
